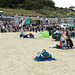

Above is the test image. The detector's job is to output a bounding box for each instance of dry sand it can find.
[0,32,75,75]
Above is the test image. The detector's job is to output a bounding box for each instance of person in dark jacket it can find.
[66,35,70,49]
[69,39,74,49]
[23,34,28,38]
[32,27,34,32]
[66,35,74,49]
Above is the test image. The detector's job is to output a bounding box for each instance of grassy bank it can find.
[0,8,44,16]
[0,8,75,17]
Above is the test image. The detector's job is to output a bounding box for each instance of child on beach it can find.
[66,39,70,49]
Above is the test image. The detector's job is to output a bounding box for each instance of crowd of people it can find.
[0,22,46,33]
[0,23,20,32]
[19,24,75,50]
[0,21,75,49]
[20,27,34,38]
[47,25,75,50]
[0,22,75,37]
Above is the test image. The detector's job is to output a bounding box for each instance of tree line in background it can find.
[0,0,55,10]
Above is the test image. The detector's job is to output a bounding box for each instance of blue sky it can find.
[53,0,75,8]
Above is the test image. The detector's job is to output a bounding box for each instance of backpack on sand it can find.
[35,49,52,59]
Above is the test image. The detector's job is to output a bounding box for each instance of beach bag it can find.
[35,49,52,59]
[55,35,57,39]
[62,40,65,43]
[60,45,62,48]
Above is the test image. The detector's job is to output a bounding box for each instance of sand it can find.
[0,32,75,75]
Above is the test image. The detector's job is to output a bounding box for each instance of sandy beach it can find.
[0,32,75,75]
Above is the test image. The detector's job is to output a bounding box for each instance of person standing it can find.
[60,35,67,50]
[66,35,70,49]
[32,27,34,32]
[35,26,37,33]
[20,27,24,37]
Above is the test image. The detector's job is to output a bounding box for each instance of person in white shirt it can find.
[20,27,24,37]
[2,25,5,32]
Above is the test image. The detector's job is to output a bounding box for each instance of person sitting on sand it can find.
[29,33,34,38]
[48,42,62,49]
[23,34,28,38]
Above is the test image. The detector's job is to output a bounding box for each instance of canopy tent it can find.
[25,18,30,24]
[39,31,49,38]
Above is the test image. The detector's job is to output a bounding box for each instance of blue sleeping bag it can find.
[34,58,56,61]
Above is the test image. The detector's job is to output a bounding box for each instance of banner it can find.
[25,18,30,24]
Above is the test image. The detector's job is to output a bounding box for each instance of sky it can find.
[52,0,75,8]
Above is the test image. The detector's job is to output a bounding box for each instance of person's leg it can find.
[32,36,34,38]
[73,33,74,38]
[3,29,4,32]
[70,46,72,49]
[61,43,64,49]
[64,43,67,49]
[30,36,34,38]
[68,46,70,49]
[31,36,34,38]
[30,36,32,38]
[67,46,70,49]
[23,35,25,38]
[74,33,75,38]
